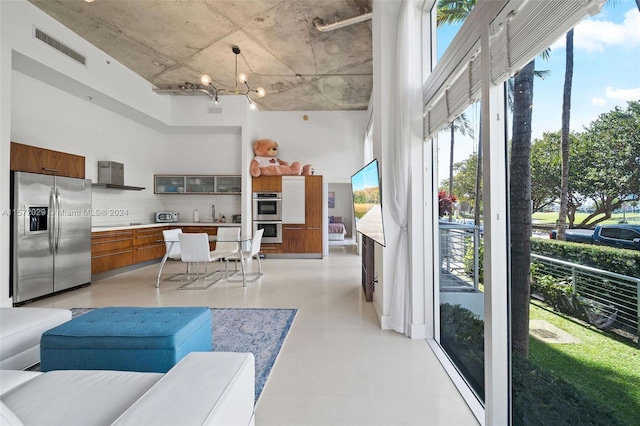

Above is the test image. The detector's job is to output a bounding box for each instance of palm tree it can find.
[441,114,474,221]
[436,0,475,25]
[557,29,574,241]
[509,60,536,357]
[559,0,621,238]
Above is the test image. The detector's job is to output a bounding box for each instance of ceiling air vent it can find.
[35,28,86,65]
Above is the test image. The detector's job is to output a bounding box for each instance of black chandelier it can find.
[156,46,265,109]
[198,46,265,109]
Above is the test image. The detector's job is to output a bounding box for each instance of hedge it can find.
[531,239,639,278]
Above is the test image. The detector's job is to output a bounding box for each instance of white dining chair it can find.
[209,227,240,275]
[163,228,183,259]
[177,233,225,289]
[159,228,191,282]
[226,229,264,282]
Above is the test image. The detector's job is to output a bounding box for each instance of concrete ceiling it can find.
[28,0,373,111]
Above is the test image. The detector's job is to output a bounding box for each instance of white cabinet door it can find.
[281,176,305,224]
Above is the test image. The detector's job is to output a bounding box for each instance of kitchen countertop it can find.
[91,222,241,232]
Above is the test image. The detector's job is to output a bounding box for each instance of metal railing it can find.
[531,254,640,341]
[439,223,481,291]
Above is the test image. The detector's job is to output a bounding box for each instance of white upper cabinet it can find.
[281,176,305,223]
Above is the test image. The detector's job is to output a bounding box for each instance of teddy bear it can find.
[250,139,313,177]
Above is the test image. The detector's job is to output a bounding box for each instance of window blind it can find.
[424,0,605,140]
[425,49,481,137]
[490,0,605,84]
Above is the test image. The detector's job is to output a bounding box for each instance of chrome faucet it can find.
[212,204,216,221]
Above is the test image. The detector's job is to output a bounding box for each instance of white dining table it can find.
[156,234,252,288]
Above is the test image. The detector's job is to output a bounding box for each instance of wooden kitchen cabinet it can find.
[305,176,323,228]
[252,176,282,192]
[92,226,180,274]
[304,176,323,254]
[305,228,323,253]
[132,227,167,264]
[259,243,282,254]
[10,142,85,179]
[282,225,306,253]
[251,175,322,257]
[91,230,134,274]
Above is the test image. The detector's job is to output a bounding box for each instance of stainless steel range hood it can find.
[92,161,145,191]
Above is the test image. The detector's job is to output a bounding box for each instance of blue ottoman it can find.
[40,307,212,373]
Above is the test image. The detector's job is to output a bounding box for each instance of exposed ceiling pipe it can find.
[313,10,372,32]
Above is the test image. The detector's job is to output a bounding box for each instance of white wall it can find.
[371,0,402,328]
[256,111,367,183]
[163,133,241,175]
[11,70,167,225]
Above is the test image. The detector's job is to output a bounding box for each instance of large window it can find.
[436,102,484,400]
[508,4,640,424]
[424,1,639,424]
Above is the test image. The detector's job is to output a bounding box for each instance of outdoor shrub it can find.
[530,271,621,329]
[440,303,484,398]
[463,239,483,284]
[531,239,640,278]
[532,274,571,308]
[438,190,457,217]
[531,239,637,337]
[440,303,484,351]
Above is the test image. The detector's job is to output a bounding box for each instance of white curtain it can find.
[389,0,423,335]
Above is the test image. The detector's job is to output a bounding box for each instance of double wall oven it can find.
[253,192,282,244]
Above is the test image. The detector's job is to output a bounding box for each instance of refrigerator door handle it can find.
[55,187,62,252]
[48,187,55,254]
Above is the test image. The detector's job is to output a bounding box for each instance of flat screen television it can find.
[351,159,386,246]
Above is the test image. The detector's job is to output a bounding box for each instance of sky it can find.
[435,1,640,185]
[351,159,380,192]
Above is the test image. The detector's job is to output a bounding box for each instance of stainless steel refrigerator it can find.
[11,171,92,304]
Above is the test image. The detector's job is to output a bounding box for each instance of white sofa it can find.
[0,307,72,370]
[1,351,255,426]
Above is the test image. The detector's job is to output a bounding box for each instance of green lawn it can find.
[532,211,640,225]
[529,302,640,425]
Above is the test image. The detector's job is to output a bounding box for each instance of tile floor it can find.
[28,247,478,425]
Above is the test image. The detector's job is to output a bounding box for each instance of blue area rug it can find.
[68,307,297,402]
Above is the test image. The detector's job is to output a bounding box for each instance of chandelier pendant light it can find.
[199,46,265,109]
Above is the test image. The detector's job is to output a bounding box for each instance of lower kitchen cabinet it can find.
[305,228,323,253]
[282,225,306,253]
[91,230,134,274]
[259,243,282,254]
[92,226,169,274]
[132,227,167,263]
